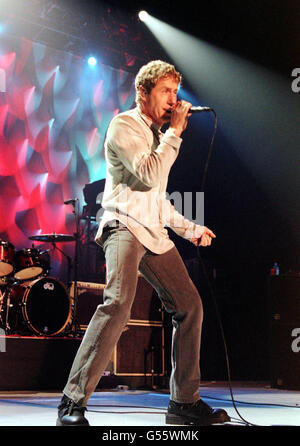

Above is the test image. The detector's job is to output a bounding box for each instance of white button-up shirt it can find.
[95,106,204,254]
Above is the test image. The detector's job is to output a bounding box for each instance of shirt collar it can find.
[136,106,162,134]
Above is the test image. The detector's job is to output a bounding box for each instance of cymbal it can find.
[29,234,76,243]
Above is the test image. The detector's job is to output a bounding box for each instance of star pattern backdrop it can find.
[0,35,136,281]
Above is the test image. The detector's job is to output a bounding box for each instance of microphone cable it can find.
[200,108,218,193]
[196,108,257,426]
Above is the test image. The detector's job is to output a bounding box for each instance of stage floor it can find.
[1,381,300,428]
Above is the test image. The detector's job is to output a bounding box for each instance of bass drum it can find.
[8,277,71,336]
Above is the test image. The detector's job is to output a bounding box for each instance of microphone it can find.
[64,198,77,205]
[190,106,212,113]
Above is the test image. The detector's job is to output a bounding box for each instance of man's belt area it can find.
[102,220,126,233]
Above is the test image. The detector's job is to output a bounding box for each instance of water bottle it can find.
[270,262,280,276]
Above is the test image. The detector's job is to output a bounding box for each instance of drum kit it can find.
[0,233,78,337]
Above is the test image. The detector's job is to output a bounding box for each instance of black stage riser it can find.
[269,275,300,390]
[0,336,81,391]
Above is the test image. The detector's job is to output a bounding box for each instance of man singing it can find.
[57,60,230,426]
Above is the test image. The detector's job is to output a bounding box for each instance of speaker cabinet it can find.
[107,322,164,377]
[268,275,300,389]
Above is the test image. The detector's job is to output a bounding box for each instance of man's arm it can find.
[107,114,181,188]
[162,197,216,247]
[106,100,192,188]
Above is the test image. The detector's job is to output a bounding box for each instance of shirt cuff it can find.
[162,127,182,149]
[184,224,205,240]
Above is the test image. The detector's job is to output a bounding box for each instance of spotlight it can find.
[88,56,97,66]
[138,10,149,22]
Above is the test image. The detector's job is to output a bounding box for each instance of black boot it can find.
[166,399,231,425]
[56,395,89,426]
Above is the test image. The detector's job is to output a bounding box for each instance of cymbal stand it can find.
[4,287,11,333]
[67,198,81,335]
[50,242,72,284]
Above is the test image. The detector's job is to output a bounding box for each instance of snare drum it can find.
[7,276,71,336]
[0,241,15,277]
[14,248,46,281]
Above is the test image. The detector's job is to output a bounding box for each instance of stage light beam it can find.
[141,14,300,250]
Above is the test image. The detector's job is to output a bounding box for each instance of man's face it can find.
[140,76,179,126]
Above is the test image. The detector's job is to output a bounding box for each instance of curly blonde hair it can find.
[135,60,182,105]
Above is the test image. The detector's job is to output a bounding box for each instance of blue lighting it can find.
[88,56,97,67]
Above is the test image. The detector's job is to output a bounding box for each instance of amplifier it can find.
[69,281,105,330]
[70,276,162,330]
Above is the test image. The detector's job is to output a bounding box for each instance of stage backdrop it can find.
[0,35,136,280]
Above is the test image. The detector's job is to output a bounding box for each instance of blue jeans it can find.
[63,224,203,406]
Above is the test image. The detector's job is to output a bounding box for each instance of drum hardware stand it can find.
[80,214,96,282]
[64,198,81,336]
[0,278,18,333]
[3,290,11,333]
[50,242,73,285]
[0,287,5,329]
